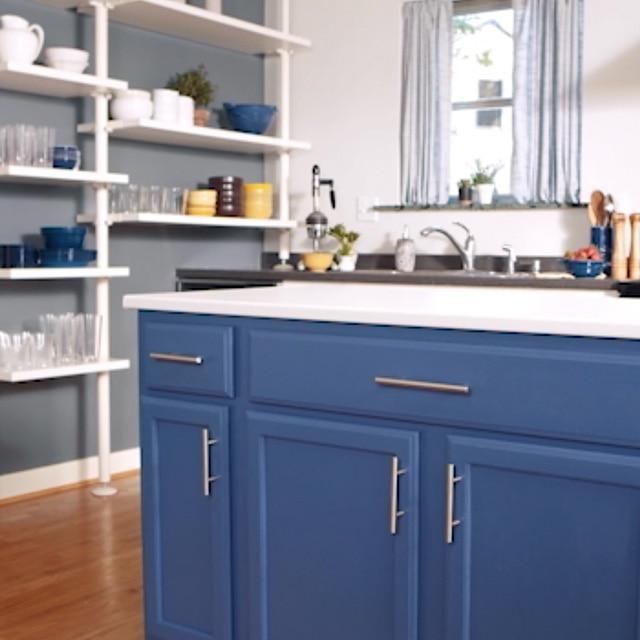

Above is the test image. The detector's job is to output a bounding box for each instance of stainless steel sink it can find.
[391,269,535,279]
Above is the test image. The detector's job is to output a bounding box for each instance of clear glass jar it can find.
[243,183,273,219]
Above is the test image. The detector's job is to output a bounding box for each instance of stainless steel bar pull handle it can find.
[201,430,220,497]
[375,376,470,395]
[390,455,407,535]
[445,463,462,544]
[150,352,203,365]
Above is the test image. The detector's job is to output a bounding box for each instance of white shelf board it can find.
[80,0,311,55]
[0,266,130,280]
[77,212,299,229]
[0,62,127,98]
[0,165,128,186]
[78,119,311,154]
[0,358,131,383]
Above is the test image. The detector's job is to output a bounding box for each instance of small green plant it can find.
[457,178,473,189]
[470,159,502,185]
[328,223,360,256]
[166,64,216,107]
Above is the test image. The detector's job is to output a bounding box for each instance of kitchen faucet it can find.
[420,222,476,271]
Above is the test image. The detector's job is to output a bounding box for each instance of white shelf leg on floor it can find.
[91,0,117,497]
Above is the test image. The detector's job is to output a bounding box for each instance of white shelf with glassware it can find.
[0,358,130,383]
[76,211,299,229]
[0,266,129,279]
[0,165,128,185]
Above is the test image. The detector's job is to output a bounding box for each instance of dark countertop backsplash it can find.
[175,253,616,291]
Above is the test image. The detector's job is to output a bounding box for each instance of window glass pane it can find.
[450,7,513,197]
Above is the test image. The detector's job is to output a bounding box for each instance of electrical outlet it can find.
[357,196,380,222]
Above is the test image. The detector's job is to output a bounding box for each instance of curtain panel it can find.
[400,0,453,206]
[511,0,583,204]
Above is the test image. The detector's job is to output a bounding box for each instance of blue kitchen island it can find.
[124,282,640,640]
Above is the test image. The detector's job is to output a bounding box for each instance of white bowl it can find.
[110,90,153,120]
[44,46,89,73]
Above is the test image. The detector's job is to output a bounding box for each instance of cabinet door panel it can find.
[245,410,419,640]
[447,435,640,640]
[141,397,232,640]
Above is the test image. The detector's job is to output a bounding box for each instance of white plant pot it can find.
[475,183,494,205]
[337,253,358,272]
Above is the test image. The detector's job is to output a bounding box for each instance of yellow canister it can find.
[243,183,273,219]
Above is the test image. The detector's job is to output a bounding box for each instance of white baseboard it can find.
[0,448,140,501]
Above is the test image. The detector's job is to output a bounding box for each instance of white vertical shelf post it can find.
[91,0,117,497]
[276,0,292,265]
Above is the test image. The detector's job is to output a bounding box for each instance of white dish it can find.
[44,46,89,73]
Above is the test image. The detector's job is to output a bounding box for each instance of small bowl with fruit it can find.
[563,245,604,278]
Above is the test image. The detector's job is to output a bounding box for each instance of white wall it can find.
[267,0,640,259]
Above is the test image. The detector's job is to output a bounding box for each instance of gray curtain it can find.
[401,0,453,205]
[511,0,583,204]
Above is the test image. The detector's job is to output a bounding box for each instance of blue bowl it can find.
[39,248,96,267]
[41,226,86,249]
[223,103,277,135]
[563,259,604,278]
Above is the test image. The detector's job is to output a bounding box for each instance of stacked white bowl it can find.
[44,47,89,73]
[110,89,153,120]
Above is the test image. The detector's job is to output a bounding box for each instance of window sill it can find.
[374,201,585,212]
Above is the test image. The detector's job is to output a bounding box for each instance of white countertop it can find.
[123,281,640,339]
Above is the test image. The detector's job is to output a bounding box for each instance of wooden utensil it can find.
[629,214,640,280]
[590,190,606,226]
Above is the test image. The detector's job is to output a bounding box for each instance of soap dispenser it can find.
[395,225,416,272]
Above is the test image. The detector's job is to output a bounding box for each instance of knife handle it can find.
[629,214,640,280]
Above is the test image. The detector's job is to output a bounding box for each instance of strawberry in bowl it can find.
[563,245,604,277]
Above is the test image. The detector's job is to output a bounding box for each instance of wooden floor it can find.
[0,474,144,640]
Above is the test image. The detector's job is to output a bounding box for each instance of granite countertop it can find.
[124,281,640,339]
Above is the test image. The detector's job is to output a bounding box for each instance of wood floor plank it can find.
[0,474,143,640]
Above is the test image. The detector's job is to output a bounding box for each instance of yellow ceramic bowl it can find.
[186,189,217,207]
[302,252,334,272]
[186,205,216,216]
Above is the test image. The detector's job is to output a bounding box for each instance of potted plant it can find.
[457,178,473,205]
[166,63,217,126]
[328,223,360,271]
[470,159,502,205]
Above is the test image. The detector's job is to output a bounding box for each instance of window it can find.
[450,0,513,199]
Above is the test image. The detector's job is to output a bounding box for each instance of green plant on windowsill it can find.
[470,159,502,185]
[328,223,360,256]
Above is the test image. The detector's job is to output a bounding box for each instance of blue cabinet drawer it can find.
[140,313,234,398]
[247,324,640,445]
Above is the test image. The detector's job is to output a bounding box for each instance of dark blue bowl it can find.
[0,244,39,268]
[41,226,86,249]
[39,248,96,267]
[223,103,277,135]
[563,259,604,278]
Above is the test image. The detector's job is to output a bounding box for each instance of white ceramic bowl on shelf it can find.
[44,46,89,73]
[110,89,153,120]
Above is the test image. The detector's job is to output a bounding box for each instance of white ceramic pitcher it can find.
[0,15,44,65]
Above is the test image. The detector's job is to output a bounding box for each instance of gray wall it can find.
[0,0,265,474]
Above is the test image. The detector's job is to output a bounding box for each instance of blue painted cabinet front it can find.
[136,310,640,640]
[446,435,640,640]
[140,396,232,640]
[244,410,420,640]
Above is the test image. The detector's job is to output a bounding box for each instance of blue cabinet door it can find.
[140,397,232,640]
[447,435,640,640]
[245,410,420,640]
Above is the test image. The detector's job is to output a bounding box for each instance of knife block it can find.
[611,213,628,281]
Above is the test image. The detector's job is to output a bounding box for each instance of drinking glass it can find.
[149,185,162,213]
[33,126,56,167]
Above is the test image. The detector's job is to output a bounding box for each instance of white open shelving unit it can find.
[3,0,310,495]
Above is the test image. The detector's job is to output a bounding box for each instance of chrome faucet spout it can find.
[420,221,475,271]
